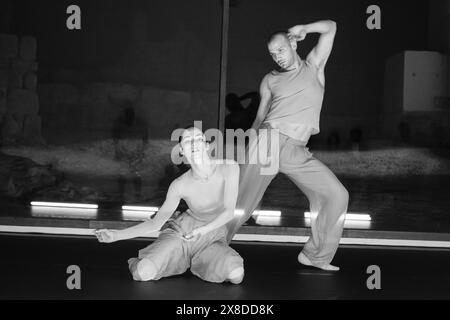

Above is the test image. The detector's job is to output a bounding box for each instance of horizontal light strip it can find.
[253,210,282,217]
[305,212,371,221]
[1,225,450,248]
[0,225,160,237]
[235,234,308,243]
[31,201,98,209]
[233,234,450,248]
[122,206,159,212]
[0,225,98,236]
[234,209,282,217]
[304,218,371,229]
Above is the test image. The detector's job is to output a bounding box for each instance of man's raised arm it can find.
[288,20,337,70]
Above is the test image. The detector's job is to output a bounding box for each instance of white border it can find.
[1,225,449,248]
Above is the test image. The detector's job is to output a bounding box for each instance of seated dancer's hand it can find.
[287,25,307,42]
[183,228,204,242]
[95,229,117,243]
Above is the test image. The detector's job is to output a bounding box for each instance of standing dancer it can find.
[226,20,349,271]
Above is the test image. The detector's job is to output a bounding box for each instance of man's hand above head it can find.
[288,25,308,42]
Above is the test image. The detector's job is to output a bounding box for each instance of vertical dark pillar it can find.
[428,0,450,53]
[0,0,14,33]
[218,0,229,132]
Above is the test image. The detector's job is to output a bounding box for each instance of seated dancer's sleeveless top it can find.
[263,56,324,142]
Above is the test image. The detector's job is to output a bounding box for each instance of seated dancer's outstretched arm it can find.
[185,163,240,240]
[95,181,181,243]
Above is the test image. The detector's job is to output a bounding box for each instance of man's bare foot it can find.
[298,252,340,271]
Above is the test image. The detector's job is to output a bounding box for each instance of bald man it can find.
[226,20,349,271]
[96,127,244,284]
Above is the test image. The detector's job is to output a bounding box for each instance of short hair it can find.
[179,126,194,143]
[267,30,290,44]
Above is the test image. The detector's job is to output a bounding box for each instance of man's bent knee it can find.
[338,186,349,205]
[329,184,349,208]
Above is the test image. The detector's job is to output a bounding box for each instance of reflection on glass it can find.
[122,210,156,221]
[342,220,372,229]
[254,216,282,226]
[304,218,371,229]
[304,211,371,221]
[31,207,98,219]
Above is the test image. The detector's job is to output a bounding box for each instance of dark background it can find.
[1,0,447,144]
[1,0,222,142]
[226,0,448,146]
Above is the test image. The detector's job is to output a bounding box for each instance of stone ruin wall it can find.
[0,34,42,146]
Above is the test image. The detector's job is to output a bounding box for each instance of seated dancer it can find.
[95,127,244,284]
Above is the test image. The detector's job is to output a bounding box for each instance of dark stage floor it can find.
[1,234,449,300]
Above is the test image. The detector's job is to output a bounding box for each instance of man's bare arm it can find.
[250,75,272,131]
[288,20,337,70]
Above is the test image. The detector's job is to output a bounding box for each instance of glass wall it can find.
[225,0,450,233]
[0,0,222,208]
[1,0,449,235]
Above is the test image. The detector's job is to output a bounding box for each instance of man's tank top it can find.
[264,56,324,142]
